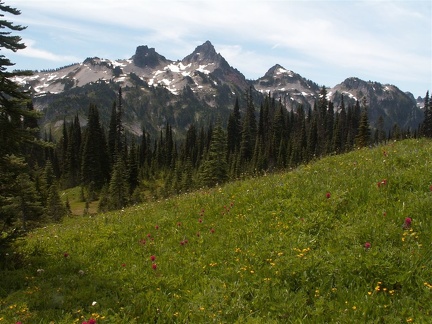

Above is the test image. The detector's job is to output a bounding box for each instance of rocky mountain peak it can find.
[265,64,296,78]
[133,45,167,68]
[183,40,220,64]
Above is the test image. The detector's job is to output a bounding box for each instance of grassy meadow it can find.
[1,139,431,323]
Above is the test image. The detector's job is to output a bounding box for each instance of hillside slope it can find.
[1,139,431,323]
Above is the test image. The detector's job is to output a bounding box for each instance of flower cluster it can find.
[293,247,311,259]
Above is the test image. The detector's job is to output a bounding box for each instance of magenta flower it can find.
[364,242,371,250]
[152,263,157,270]
[155,225,159,230]
[403,217,412,229]
[198,218,203,223]
[63,252,69,258]
[150,255,156,262]
[326,192,331,199]
[210,228,215,234]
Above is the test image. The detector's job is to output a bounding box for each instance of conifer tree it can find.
[107,157,129,210]
[421,91,432,138]
[10,173,43,231]
[355,97,371,148]
[46,184,67,222]
[239,89,257,164]
[81,104,110,189]
[200,123,228,187]
[227,97,242,155]
[0,2,43,233]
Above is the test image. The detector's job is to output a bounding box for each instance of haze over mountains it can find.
[13,41,425,137]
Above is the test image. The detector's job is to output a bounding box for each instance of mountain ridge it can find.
[13,40,424,136]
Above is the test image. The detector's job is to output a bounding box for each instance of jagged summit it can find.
[183,40,218,63]
[11,40,423,136]
[132,45,168,68]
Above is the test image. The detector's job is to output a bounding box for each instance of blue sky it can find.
[5,0,431,97]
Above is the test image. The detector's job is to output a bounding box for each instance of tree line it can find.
[44,86,430,214]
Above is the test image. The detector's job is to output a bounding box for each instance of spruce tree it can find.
[355,98,371,148]
[107,157,129,210]
[81,104,110,189]
[200,123,228,187]
[227,97,242,155]
[46,184,67,222]
[0,2,43,233]
[421,91,432,138]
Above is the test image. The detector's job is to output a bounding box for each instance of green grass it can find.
[1,139,431,323]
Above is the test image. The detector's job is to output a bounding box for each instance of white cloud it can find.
[17,39,81,63]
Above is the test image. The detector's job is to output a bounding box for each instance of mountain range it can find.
[13,40,425,138]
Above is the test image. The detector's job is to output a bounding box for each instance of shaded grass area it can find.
[1,139,431,323]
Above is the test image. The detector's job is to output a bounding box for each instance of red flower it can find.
[177,222,182,227]
[197,232,200,237]
[121,263,126,267]
[63,252,69,258]
[403,217,412,229]
[155,225,159,230]
[326,192,331,199]
[150,255,156,262]
[210,228,215,234]
[180,241,185,245]
[198,218,203,223]
[139,239,146,245]
[364,242,371,249]
[429,185,432,192]
[152,263,157,270]
[88,320,96,324]
[147,233,152,238]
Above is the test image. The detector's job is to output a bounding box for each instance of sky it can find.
[5,0,431,98]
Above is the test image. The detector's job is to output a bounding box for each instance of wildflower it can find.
[364,242,371,250]
[177,222,182,227]
[198,218,203,223]
[196,232,200,237]
[78,270,85,276]
[152,263,157,270]
[121,263,126,267]
[139,239,146,245]
[150,255,156,262]
[210,228,215,233]
[180,241,185,245]
[403,217,412,230]
[63,252,69,258]
[92,301,97,306]
[36,268,44,274]
[326,192,331,199]
[147,233,152,238]
[429,185,432,192]
[155,225,159,230]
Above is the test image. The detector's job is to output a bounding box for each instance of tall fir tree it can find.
[81,104,110,189]
[421,91,432,138]
[355,97,371,148]
[0,2,44,234]
[200,123,228,187]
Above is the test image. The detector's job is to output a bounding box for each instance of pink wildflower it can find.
[403,217,412,229]
[326,192,331,199]
[364,242,371,250]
